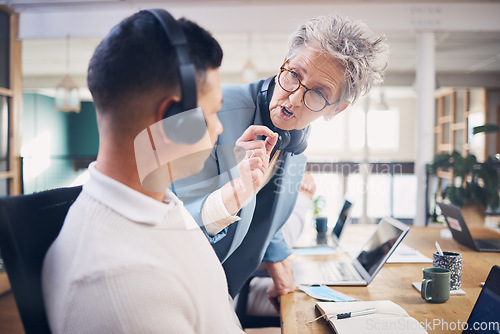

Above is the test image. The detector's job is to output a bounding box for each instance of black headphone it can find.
[144,9,207,144]
[258,76,310,155]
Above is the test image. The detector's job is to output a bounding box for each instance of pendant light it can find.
[55,34,80,113]
[242,32,257,83]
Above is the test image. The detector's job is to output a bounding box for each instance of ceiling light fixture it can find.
[242,32,257,83]
[55,34,80,113]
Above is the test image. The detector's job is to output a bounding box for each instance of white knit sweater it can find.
[42,163,243,334]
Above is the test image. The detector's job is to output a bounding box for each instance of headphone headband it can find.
[144,9,197,112]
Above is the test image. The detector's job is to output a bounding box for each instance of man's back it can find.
[42,165,242,334]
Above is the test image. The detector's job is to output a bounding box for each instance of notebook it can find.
[462,265,500,333]
[292,217,409,286]
[437,202,500,252]
[314,300,428,334]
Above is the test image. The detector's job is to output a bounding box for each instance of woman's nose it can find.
[288,87,304,107]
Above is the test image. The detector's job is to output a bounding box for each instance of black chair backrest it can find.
[235,270,280,329]
[0,186,82,334]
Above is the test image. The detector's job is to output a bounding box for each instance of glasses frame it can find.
[278,59,339,112]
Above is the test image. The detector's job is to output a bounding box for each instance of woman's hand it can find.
[222,126,278,214]
[265,258,296,313]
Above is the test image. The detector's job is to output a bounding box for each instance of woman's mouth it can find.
[279,106,294,121]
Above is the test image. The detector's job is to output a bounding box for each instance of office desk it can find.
[281,225,500,334]
[0,273,24,333]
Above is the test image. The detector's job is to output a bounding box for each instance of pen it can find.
[329,307,378,320]
[435,241,444,256]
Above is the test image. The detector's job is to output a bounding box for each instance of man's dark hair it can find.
[87,11,223,112]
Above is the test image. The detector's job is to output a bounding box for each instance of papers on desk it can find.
[387,243,432,263]
[293,247,336,256]
[314,300,428,334]
[440,229,453,239]
[342,243,432,263]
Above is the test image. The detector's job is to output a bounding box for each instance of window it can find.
[367,109,399,151]
[348,107,365,150]
[305,93,416,223]
[306,112,346,159]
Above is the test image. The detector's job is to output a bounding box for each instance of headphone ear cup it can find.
[162,104,207,144]
[275,129,291,151]
[285,129,308,155]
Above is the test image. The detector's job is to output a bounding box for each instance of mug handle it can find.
[421,278,433,301]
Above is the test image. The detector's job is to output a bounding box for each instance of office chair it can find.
[0,186,82,334]
[235,270,281,329]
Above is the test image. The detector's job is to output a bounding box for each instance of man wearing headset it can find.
[42,10,245,333]
[175,14,389,310]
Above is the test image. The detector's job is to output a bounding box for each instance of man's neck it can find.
[95,142,167,203]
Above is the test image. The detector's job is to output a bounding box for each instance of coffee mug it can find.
[421,267,451,303]
[433,251,462,290]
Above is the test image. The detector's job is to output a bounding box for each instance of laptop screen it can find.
[462,265,500,334]
[332,200,352,239]
[356,219,406,276]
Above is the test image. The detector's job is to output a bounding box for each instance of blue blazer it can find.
[173,79,307,296]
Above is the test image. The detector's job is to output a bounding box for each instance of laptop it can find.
[437,202,500,252]
[292,217,409,286]
[462,265,500,334]
[316,200,353,247]
[293,199,353,249]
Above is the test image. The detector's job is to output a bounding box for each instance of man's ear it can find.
[155,96,180,123]
[324,102,350,121]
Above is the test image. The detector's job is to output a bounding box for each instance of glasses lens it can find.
[304,90,326,112]
[279,70,300,92]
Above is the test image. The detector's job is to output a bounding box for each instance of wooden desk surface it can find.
[0,272,24,334]
[281,225,500,334]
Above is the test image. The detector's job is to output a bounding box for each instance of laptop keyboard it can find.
[319,261,361,282]
[476,239,500,250]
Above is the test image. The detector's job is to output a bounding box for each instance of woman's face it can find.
[269,48,346,131]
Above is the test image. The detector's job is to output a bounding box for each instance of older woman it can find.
[174,14,389,304]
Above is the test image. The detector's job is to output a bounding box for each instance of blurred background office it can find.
[1,0,500,229]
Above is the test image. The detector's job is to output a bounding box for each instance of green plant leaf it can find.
[456,153,476,181]
[468,182,488,208]
[450,151,465,179]
[312,195,326,216]
[464,154,477,171]
[473,124,500,135]
[475,166,499,191]
[445,186,467,207]
[430,152,453,171]
[433,151,499,211]
[490,192,500,210]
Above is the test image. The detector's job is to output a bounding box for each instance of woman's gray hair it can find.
[287,15,389,104]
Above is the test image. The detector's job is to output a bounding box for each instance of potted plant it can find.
[312,195,328,234]
[312,195,326,217]
[429,151,500,226]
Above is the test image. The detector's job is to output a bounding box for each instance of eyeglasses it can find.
[278,60,339,112]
